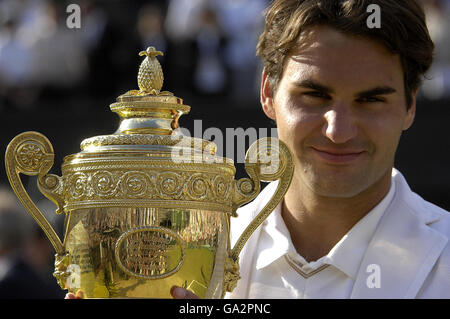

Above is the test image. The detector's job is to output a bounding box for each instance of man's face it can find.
[261,26,416,198]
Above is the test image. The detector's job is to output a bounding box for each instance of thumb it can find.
[170,286,200,299]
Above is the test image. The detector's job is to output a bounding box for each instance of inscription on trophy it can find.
[114,226,185,279]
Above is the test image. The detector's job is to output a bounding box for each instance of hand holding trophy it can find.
[5,47,293,299]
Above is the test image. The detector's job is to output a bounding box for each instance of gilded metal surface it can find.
[223,137,294,295]
[80,134,217,154]
[109,100,190,135]
[53,253,71,289]
[60,153,235,213]
[138,46,164,95]
[114,226,186,279]
[223,257,240,293]
[5,132,65,254]
[4,47,294,298]
[63,207,226,298]
[230,137,294,260]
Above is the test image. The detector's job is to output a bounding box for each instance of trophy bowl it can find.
[4,47,293,298]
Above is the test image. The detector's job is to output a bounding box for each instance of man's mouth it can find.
[310,146,367,164]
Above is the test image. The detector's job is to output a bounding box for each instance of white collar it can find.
[255,176,396,279]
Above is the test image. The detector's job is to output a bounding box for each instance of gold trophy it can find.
[4,47,293,298]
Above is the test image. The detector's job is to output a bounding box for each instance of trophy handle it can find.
[5,131,66,256]
[223,137,294,294]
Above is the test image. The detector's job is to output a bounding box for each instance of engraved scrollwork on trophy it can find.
[39,173,65,214]
[236,178,254,195]
[80,134,216,154]
[43,174,58,189]
[213,175,230,200]
[62,167,236,212]
[156,171,184,198]
[16,141,46,173]
[92,170,118,198]
[68,172,88,200]
[120,171,150,198]
[186,173,210,200]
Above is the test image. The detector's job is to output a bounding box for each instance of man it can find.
[170,0,449,299]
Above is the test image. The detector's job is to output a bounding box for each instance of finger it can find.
[65,290,85,299]
[170,286,200,299]
[75,290,85,299]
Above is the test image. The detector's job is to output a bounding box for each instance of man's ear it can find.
[261,71,276,120]
[403,89,417,131]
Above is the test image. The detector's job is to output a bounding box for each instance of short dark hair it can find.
[256,0,434,109]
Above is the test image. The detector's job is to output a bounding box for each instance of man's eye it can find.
[303,91,329,99]
[358,96,385,103]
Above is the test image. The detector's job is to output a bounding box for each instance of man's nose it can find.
[322,104,358,144]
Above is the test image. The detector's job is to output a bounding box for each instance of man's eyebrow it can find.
[356,86,397,98]
[294,79,334,94]
[295,80,397,98]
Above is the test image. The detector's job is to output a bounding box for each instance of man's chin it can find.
[311,187,366,199]
[304,173,372,199]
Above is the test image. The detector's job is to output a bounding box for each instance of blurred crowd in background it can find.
[0,0,269,110]
[0,0,449,298]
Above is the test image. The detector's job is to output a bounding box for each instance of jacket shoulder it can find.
[417,204,450,298]
[408,193,450,298]
[394,169,450,235]
[423,200,450,230]
[409,191,450,236]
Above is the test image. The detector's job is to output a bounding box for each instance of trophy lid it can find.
[77,46,218,158]
[59,47,236,214]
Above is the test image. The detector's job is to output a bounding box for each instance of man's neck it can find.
[281,170,392,262]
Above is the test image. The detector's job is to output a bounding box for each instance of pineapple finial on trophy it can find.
[138,46,164,95]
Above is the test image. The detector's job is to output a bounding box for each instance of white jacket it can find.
[226,169,450,298]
